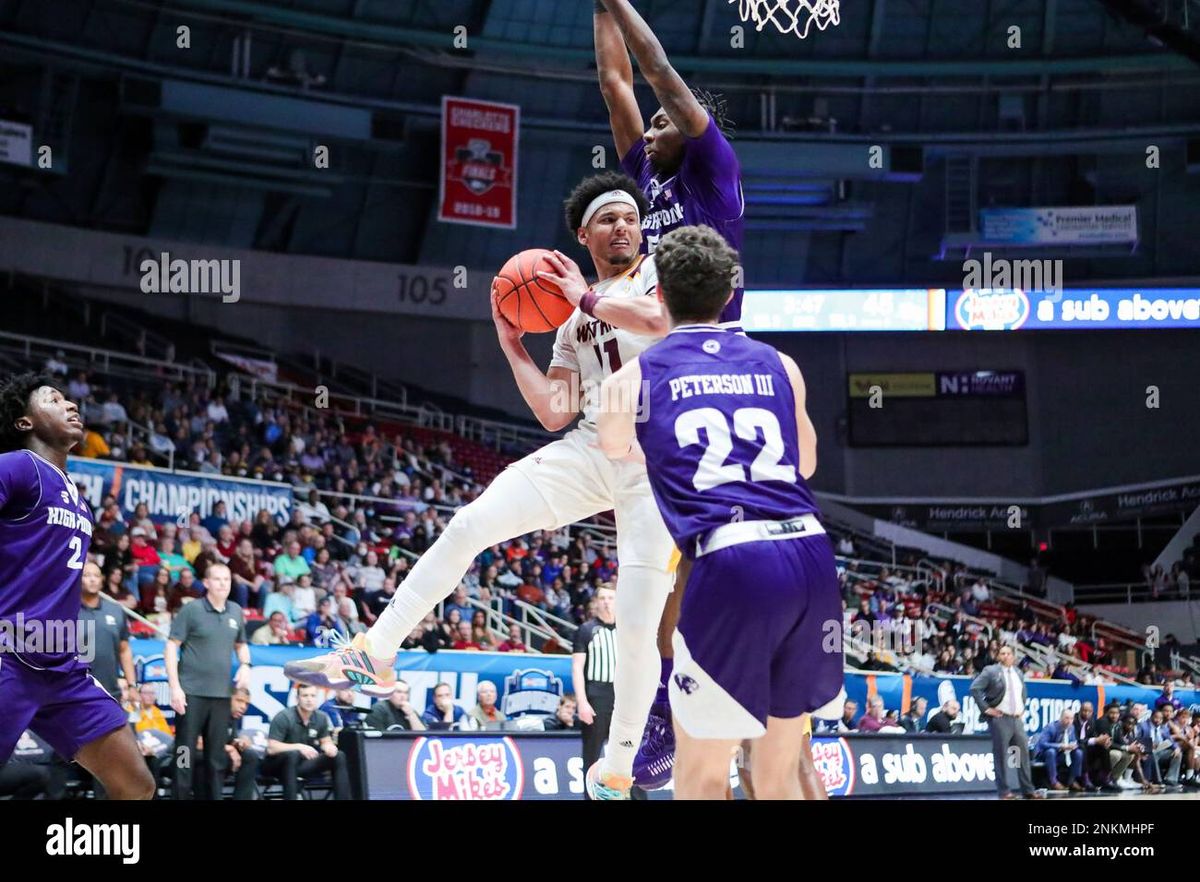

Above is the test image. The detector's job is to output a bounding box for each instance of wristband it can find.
[580,289,602,317]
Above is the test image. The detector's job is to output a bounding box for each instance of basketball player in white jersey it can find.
[286,172,674,799]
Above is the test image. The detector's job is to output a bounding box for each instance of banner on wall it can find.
[840,671,1200,737]
[439,96,519,229]
[67,458,292,527]
[0,119,33,167]
[129,641,572,731]
[980,206,1138,245]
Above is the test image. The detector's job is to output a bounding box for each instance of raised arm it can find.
[598,0,709,138]
[595,2,644,159]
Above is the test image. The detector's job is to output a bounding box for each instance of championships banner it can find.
[67,458,292,527]
[439,96,519,229]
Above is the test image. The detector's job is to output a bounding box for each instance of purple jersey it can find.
[635,326,819,552]
[0,450,94,671]
[621,115,745,322]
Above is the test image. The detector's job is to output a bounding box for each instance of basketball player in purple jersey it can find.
[595,0,744,324]
[0,373,154,798]
[595,0,750,787]
[598,227,844,799]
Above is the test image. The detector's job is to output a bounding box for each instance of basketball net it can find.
[731,0,841,39]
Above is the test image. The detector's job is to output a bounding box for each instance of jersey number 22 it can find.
[675,407,796,492]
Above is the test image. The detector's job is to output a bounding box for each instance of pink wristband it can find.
[580,289,602,317]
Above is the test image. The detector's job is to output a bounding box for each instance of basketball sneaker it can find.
[283,632,397,697]
[632,698,675,790]
[585,761,633,800]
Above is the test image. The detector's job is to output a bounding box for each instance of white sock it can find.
[363,467,556,657]
[602,563,672,779]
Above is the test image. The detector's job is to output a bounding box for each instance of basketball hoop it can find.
[731,0,841,39]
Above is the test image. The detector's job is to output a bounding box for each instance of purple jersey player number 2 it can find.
[622,117,746,323]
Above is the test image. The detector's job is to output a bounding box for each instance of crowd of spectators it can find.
[63,369,623,644]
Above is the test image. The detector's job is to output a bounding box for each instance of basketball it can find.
[494,249,574,333]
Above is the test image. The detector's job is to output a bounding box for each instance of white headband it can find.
[581,190,641,228]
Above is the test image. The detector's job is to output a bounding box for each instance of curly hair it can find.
[691,87,735,140]
[654,225,740,324]
[563,171,649,236]
[0,371,54,453]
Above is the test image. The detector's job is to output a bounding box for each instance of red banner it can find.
[439,96,519,229]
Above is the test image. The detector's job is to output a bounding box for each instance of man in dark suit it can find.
[925,699,965,735]
[1073,701,1102,790]
[1034,709,1083,791]
[970,645,1041,799]
[1093,701,1133,792]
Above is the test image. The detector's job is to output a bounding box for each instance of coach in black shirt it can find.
[166,563,250,800]
[264,684,351,799]
[79,562,137,699]
[572,585,617,800]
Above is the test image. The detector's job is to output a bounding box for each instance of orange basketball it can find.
[494,249,574,333]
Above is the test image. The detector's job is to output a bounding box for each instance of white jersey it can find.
[550,255,661,432]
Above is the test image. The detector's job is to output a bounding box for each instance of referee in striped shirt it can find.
[572,584,618,799]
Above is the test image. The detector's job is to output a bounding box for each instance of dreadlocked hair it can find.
[0,371,54,453]
[692,87,735,140]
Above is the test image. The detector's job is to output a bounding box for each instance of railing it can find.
[98,310,175,362]
[1073,582,1192,604]
[0,331,214,386]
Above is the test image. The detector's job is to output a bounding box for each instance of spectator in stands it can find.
[856,696,889,733]
[291,573,318,620]
[252,611,296,646]
[925,700,964,735]
[305,596,348,646]
[130,526,162,582]
[263,685,351,800]
[228,538,267,610]
[422,683,466,730]
[452,620,482,651]
[465,682,508,730]
[251,509,280,551]
[1155,682,1183,713]
[543,696,579,731]
[298,489,331,525]
[470,610,498,650]
[104,565,138,610]
[364,681,425,732]
[445,585,473,622]
[900,697,927,734]
[1035,709,1083,791]
[351,551,386,593]
[201,501,230,538]
[273,540,311,585]
[496,624,527,653]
